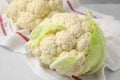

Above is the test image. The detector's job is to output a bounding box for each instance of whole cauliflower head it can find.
[28,13,106,77]
[7,0,63,30]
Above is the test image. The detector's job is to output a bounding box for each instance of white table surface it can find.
[0,4,120,80]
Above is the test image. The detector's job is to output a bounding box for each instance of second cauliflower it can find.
[7,0,63,30]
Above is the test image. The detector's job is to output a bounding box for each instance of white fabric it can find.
[0,0,120,80]
[0,14,30,53]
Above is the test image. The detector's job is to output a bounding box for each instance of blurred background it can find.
[1,0,119,21]
[1,0,119,20]
[79,0,120,20]
[81,0,120,4]
[6,0,120,4]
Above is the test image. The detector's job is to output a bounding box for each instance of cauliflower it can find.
[28,13,106,77]
[7,0,63,30]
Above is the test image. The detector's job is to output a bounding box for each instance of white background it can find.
[81,0,120,4]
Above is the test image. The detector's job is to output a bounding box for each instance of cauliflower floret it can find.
[16,12,42,30]
[51,13,81,28]
[80,15,94,33]
[17,0,32,11]
[40,18,53,25]
[7,0,32,22]
[7,1,19,22]
[68,24,84,38]
[47,11,61,18]
[40,34,57,55]
[32,47,41,57]
[55,30,76,51]
[7,0,63,30]
[59,50,78,57]
[76,32,91,53]
[49,0,63,11]
[51,13,84,38]
[40,53,56,67]
[39,34,58,66]
[27,0,49,18]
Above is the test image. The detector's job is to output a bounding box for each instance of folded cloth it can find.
[0,0,120,80]
[0,14,30,53]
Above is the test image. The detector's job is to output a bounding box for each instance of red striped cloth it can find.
[0,14,30,53]
[0,15,7,36]
[0,15,29,42]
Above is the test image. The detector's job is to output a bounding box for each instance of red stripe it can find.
[72,75,81,80]
[0,15,7,36]
[66,0,97,19]
[16,32,29,42]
